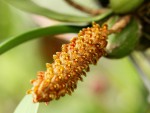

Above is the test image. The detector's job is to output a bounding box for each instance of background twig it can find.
[65,0,107,15]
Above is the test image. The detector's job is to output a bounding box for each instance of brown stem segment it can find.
[108,15,131,34]
[65,0,107,15]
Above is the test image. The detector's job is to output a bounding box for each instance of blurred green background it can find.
[0,0,149,113]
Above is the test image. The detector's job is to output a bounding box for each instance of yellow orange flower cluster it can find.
[27,22,108,103]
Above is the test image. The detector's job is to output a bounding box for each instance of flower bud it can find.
[110,0,144,14]
[106,17,141,58]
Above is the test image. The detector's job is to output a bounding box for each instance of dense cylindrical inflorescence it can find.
[27,22,108,103]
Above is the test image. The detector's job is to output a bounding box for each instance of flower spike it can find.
[27,22,108,103]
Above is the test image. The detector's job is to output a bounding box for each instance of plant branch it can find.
[65,0,107,15]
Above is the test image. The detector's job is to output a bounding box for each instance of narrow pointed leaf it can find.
[3,0,112,22]
[0,25,82,55]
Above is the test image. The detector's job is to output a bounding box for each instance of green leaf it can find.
[0,25,82,55]
[14,95,39,113]
[3,0,112,22]
[106,17,141,58]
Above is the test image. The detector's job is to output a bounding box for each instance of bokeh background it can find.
[0,0,150,113]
